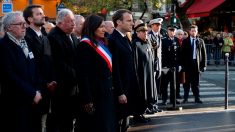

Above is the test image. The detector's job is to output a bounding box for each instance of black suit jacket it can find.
[48,26,79,96]
[109,29,139,96]
[109,29,144,117]
[25,27,55,113]
[25,27,54,87]
[181,37,207,72]
[0,34,41,105]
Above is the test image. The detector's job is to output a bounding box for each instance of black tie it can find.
[67,35,73,44]
[39,35,43,42]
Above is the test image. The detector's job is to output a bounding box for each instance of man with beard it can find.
[23,5,57,132]
[181,25,207,104]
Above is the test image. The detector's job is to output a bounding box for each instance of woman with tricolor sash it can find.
[76,14,116,132]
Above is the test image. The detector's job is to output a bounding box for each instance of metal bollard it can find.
[225,53,229,109]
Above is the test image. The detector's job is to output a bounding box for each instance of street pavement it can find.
[127,65,235,132]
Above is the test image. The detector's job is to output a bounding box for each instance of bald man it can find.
[73,15,85,41]
[104,21,114,38]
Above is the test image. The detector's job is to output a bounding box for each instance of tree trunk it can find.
[175,0,195,30]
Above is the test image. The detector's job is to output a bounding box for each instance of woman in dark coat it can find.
[76,14,116,132]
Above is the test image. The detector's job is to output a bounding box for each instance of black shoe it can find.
[182,99,188,103]
[195,99,203,104]
[145,108,154,114]
[133,115,151,123]
[156,108,163,112]
[161,101,167,106]
[176,100,180,104]
[152,105,163,112]
[176,96,182,99]
[170,100,181,104]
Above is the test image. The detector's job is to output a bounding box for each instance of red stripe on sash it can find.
[82,40,112,73]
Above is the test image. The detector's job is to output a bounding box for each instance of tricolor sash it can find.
[81,37,112,72]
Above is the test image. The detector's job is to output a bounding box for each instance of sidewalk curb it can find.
[206,65,235,71]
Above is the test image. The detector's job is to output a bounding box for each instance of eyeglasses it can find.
[11,22,27,27]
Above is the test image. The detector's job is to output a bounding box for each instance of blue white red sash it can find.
[81,37,112,72]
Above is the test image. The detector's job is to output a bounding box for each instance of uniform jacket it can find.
[132,37,157,101]
[148,30,162,74]
[162,36,181,68]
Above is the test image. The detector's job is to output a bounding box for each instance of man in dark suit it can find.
[47,9,79,131]
[181,25,207,104]
[109,9,146,132]
[23,5,57,132]
[161,25,181,105]
[0,11,42,132]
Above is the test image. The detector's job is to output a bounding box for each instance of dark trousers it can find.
[183,61,200,101]
[48,95,77,132]
[161,70,174,102]
[117,116,129,132]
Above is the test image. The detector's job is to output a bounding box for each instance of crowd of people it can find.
[0,5,209,132]
[202,31,234,65]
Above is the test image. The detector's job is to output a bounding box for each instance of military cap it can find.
[134,23,148,32]
[149,18,163,25]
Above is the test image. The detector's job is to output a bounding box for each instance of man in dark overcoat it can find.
[0,11,43,132]
[47,9,79,131]
[23,5,57,132]
[108,9,145,132]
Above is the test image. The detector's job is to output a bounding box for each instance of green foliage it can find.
[61,0,133,14]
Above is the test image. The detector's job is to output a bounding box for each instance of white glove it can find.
[204,67,207,71]
[178,66,182,72]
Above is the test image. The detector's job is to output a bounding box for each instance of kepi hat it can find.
[134,23,148,32]
[149,18,163,25]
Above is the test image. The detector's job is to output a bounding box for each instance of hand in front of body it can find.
[33,91,42,104]
[47,81,57,92]
[84,103,95,114]
[119,94,127,104]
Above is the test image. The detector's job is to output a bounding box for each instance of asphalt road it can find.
[128,70,235,132]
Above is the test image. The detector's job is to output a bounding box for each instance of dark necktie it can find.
[192,38,196,59]
[67,35,73,44]
[39,35,43,42]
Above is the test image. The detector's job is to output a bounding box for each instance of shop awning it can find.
[186,0,225,18]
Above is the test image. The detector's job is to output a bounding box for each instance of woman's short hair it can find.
[176,29,184,35]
